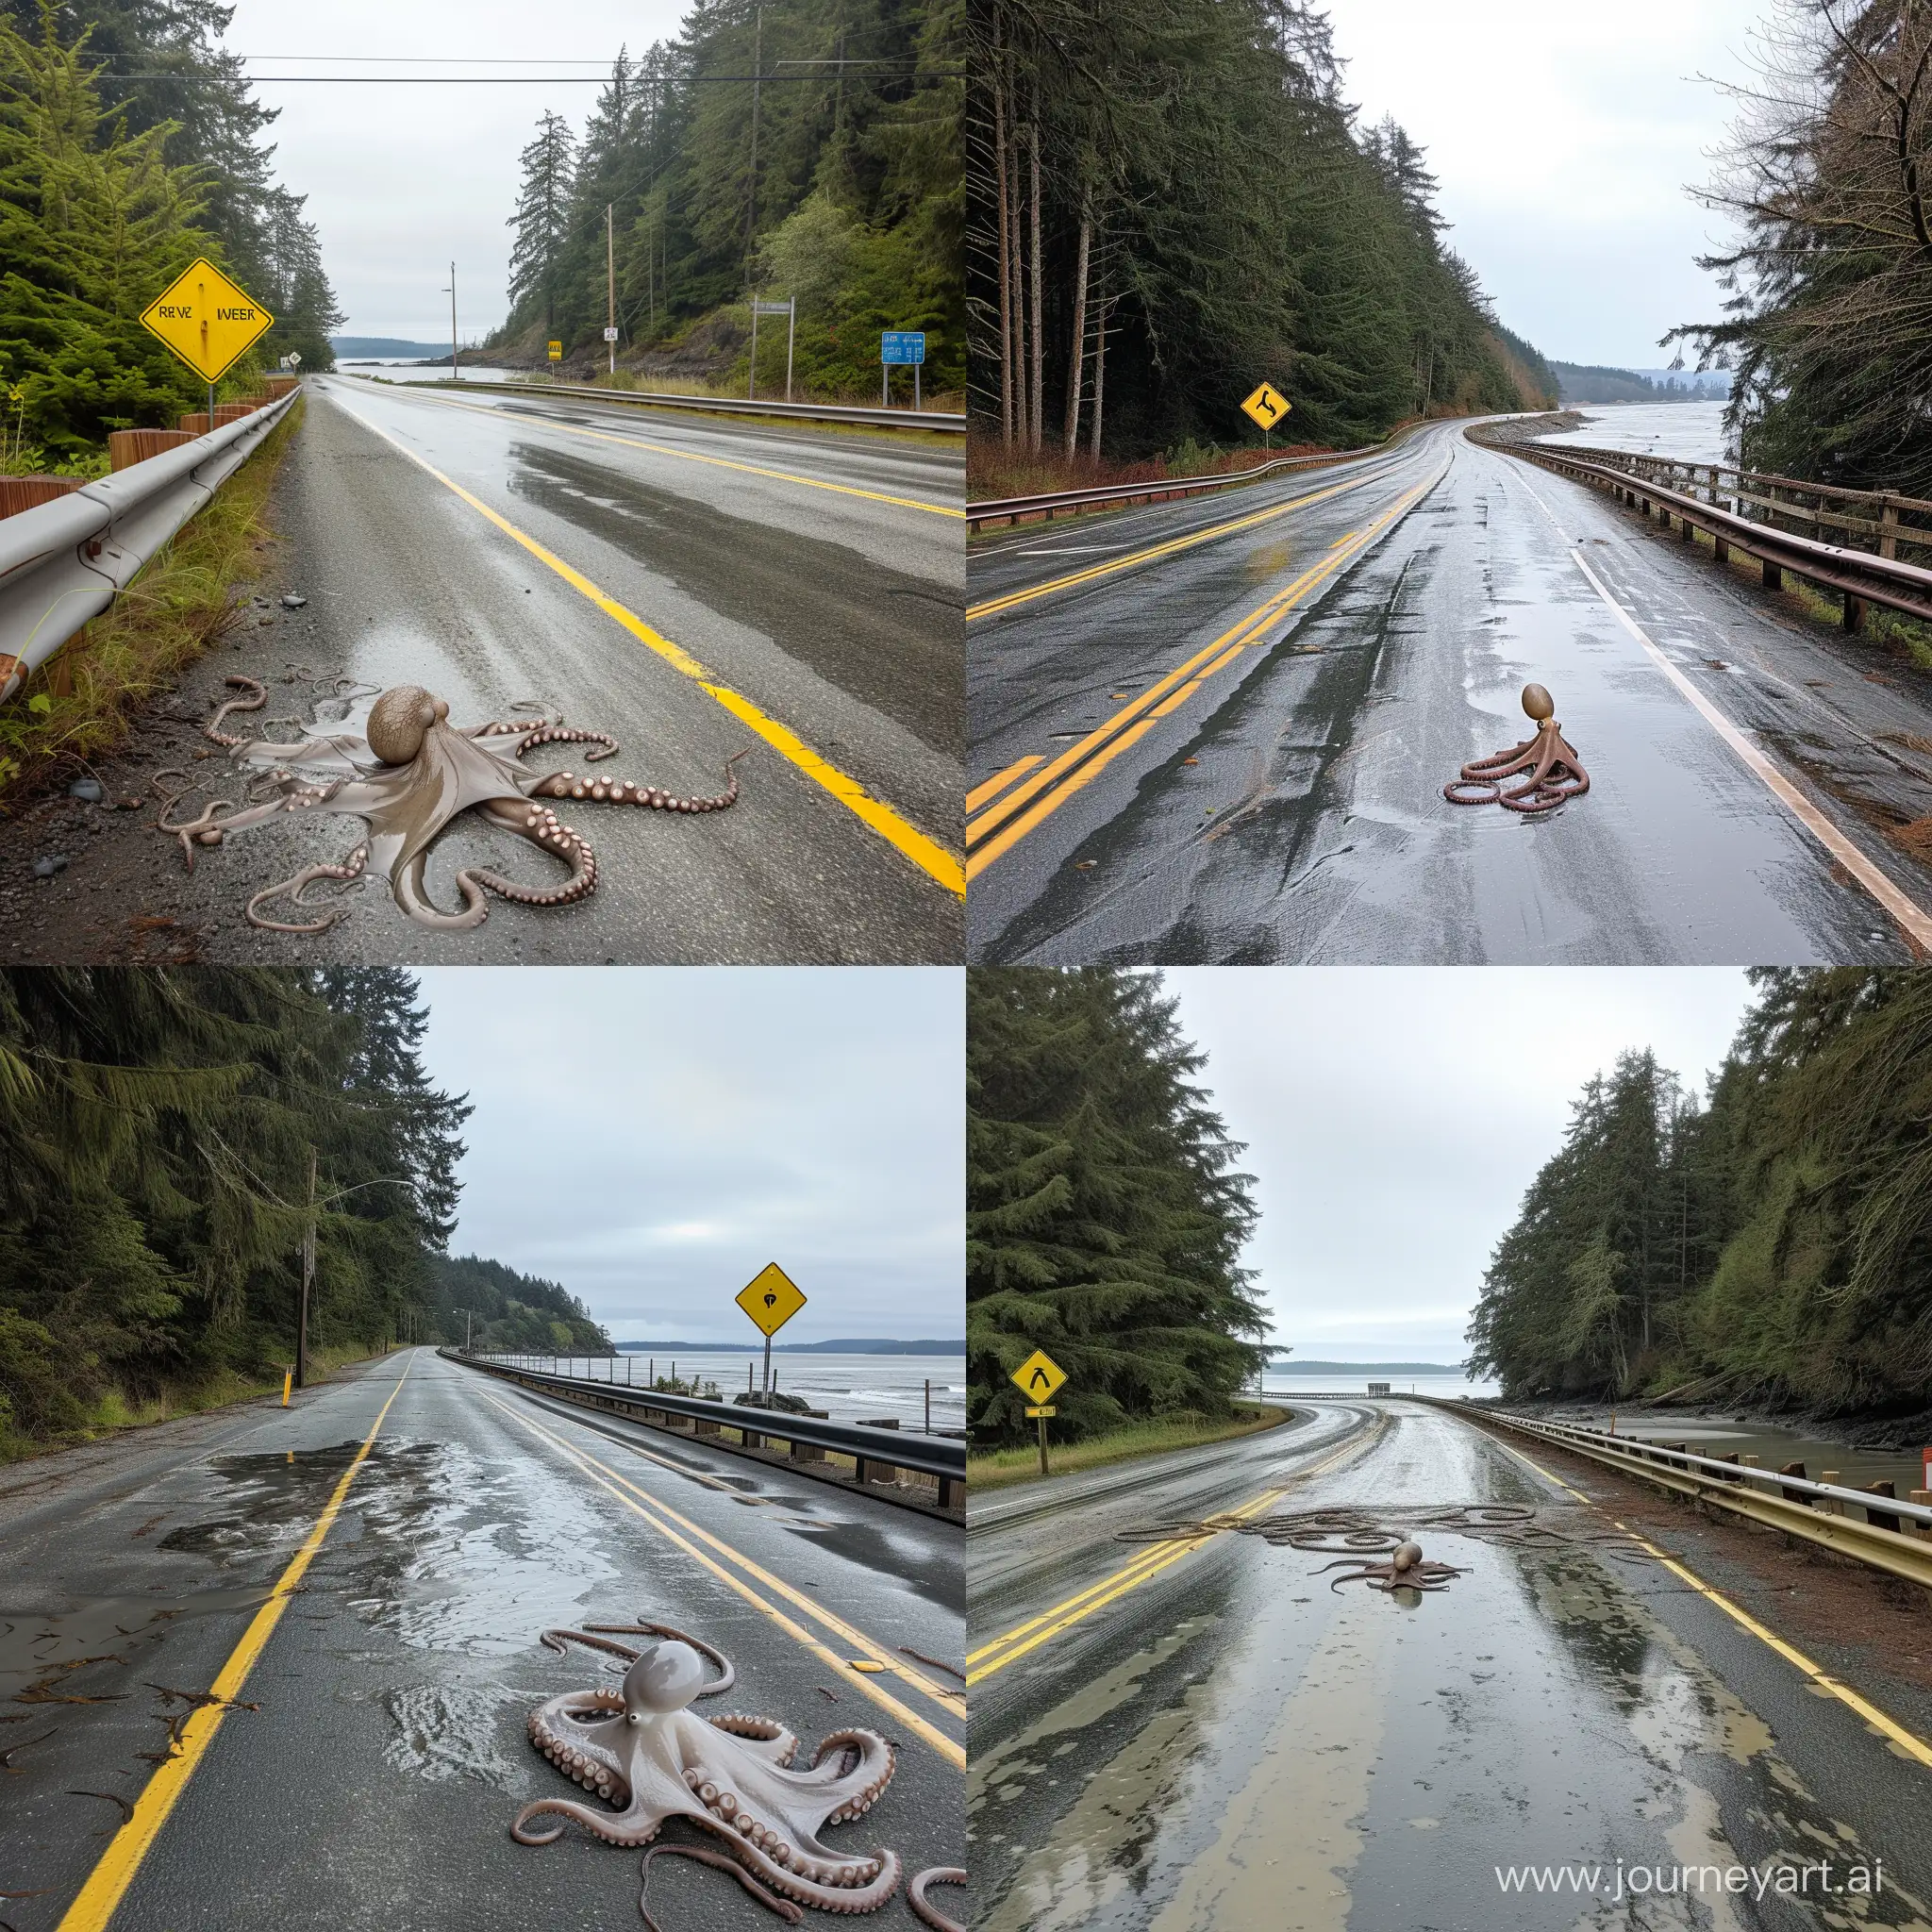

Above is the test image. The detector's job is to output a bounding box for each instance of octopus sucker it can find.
[515,1630,903,1922]
[158,677,748,931]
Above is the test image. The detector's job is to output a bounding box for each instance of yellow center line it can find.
[402,384,963,519]
[966,755,1043,814]
[963,475,1440,881]
[330,399,964,899]
[1482,1431,1932,1767]
[967,1426,1373,1687]
[481,1394,966,1768]
[966,466,1392,622]
[57,1359,414,1932]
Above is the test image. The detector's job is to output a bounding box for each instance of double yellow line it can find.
[483,1394,967,1769]
[967,1424,1374,1687]
[967,465,1389,624]
[964,475,1441,881]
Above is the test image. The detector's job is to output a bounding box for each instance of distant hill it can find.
[330,336,449,359]
[1268,1358,1467,1374]
[615,1338,963,1355]
[1550,360,1730,406]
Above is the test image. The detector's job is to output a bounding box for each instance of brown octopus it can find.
[157,676,742,931]
[512,1625,901,1919]
[1443,681,1589,814]
[1318,1539,1465,1593]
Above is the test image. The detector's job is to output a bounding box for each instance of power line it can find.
[99,69,956,84]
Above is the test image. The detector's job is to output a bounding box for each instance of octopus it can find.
[1317,1539,1465,1593]
[156,676,743,931]
[512,1623,902,1920]
[1443,681,1589,814]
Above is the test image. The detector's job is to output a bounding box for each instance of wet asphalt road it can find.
[3,378,964,965]
[966,419,1932,963]
[966,1399,1932,1930]
[0,1347,964,1932]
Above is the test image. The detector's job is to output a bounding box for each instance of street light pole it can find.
[607,205,616,375]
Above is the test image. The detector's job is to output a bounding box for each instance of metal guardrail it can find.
[1485,432,1932,632]
[380,375,965,436]
[966,441,1386,534]
[448,1351,965,1502]
[1428,1399,1932,1591]
[0,388,302,704]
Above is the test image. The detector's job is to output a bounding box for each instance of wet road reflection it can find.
[968,1401,1932,1929]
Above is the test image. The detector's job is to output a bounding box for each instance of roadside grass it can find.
[0,1336,400,1465]
[967,1403,1290,1492]
[0,398,303,811]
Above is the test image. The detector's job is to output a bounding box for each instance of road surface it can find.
[966,1397,1932,1930]
[0,1347,965,1932]
[966,420,1932,963]
[2,379,963,964]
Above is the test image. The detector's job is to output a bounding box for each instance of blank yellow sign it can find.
[1241,381,1291,430]
[1010,1349,1067,1403]
[736,1262,807,1337]
[139,258,274,384]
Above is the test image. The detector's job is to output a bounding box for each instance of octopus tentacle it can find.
[245,843,368,933]
[520,722,621,760]
[391,848,491,929]
[700,1828,902,1916]
[541,1623,736,1696]
[908,1868,968,1932]
[464,798,596,909]
[529,749,746,814]
[204,675,267,746]
[640,1842,802,1931]
[510,1796,661,1848]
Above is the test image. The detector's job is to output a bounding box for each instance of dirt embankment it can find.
[1463,410,1589,446]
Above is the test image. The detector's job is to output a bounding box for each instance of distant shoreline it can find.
[1267,1359,1468,1374]
[612,1339,963,1356]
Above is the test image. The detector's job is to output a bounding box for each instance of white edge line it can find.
[1509,467,1932,953]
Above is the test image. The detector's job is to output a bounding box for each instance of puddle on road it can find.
[0,1587,275,1695]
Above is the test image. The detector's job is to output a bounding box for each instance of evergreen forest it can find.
[968,0,1557,464]
[495,0,962,400]
[0,0,341,464]
[1671,0,1932,493]
[968,968,1267,1445]
[0,967,608,1462]
[1467,969,1932,1424]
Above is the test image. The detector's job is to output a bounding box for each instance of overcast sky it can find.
[224,1,689,341]
[412,969,962,1344]
[1329,0,1769,367]
[1162,970,1757,1363]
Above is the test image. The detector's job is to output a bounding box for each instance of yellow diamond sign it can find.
[736,1262,807,1338]
[140,258,274,384]
[1009,1348,1067,1404]
[1241,381,1291,430]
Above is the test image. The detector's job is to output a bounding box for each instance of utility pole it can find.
[295,1144,316,1390]
[607,205,617,375]
[447,261,459,383]
[453,1307,474,1353]
[746,4,762,401]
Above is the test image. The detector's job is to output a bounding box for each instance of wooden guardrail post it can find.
[1880,497,1900,560]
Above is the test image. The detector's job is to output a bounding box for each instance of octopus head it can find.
[366,685,450,766]
[622,1640,708,1725]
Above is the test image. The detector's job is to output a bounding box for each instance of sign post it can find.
[139,258,274,430]
[750,297,794,402]
[881,331,926,410]
[1009,1348,1068,1476]
[735,1262,808,1401]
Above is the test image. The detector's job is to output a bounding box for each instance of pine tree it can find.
[968,969,1266,1445]
[508,109,578,339]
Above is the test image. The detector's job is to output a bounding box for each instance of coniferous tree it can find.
[968,968,1266,1445]
[508,109,578,340]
